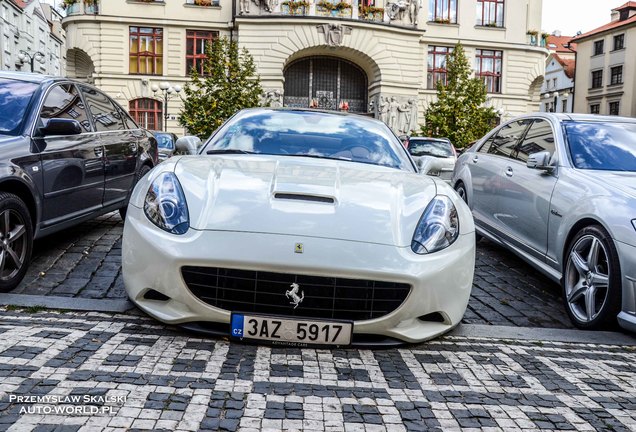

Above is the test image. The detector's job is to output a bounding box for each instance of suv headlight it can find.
[411,195,459,254]
[144,172,189,235]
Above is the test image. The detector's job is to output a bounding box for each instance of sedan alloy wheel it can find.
[563,226,620,329]
[0,193,33,291]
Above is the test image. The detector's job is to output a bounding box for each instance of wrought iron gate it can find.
[283,56,368,113]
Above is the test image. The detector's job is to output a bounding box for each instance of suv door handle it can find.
[472,155,479,163]
[94,147,104,158]
[505,167,513,177]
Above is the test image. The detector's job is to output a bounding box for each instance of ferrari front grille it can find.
[181,267,411,321]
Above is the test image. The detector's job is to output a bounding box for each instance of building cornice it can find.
[63,14,232,30]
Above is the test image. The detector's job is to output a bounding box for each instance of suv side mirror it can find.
[38,118,82,137]
[527,151,552,170]
[176,136,202,155]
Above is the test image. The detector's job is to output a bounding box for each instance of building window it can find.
[613,34,624,50]
[593,40,604,56]
[429,0,457,24]
[129,27,163,75]
[590,104,600,114]
[129,98,162,130]
[610,65,623,85]
[609,101,620,116]
[475,49,502,93]
[591,70,603,89]
[186,30,218,75]
[476,0,504,27]
[561,99,567,112]
[427,46,453,89]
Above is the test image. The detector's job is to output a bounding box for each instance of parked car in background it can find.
[452,113,636,332]
[151,131,179,162]
[407,137,457,182]
[123,108,476,346]
[0,72,157,292]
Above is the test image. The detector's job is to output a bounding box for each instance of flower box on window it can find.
[281,0,308,15]
[359,5,383,21]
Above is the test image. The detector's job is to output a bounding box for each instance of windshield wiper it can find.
[206,149,255,155]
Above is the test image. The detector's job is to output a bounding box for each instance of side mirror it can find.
[175,136,202,155]
[526,151,552,170]
[38,118,82,137]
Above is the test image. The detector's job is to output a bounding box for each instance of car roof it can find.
[0,71,63,85]
[511,112,636,124]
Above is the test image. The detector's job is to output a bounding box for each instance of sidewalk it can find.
[0,308,634,432]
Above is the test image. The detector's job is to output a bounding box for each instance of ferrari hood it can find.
[173,155,437,247]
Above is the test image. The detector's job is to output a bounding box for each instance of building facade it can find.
[572,2,636,116]
[0,0,65,75]
[62,0,547,135]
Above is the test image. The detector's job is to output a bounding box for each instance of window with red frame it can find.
[427,46,453,89]
[129,98,162,131]
[475,49,502,93]
[129,27,163,75]
[428,0,457,23]
[186,30,219,75]
[476,0,504,26]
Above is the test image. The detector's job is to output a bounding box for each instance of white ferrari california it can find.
[122,108,475,346]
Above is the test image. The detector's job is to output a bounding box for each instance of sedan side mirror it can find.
[527,151,552,170]
[176,136,202,155]
[38,118,82,137]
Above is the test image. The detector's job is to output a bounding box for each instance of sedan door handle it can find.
[505,167,513,177]
[94,147,104,158]
[472,155,479,164]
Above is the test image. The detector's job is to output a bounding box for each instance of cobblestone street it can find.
[0,309,635,432]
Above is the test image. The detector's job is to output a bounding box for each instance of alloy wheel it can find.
[0,209,28,282]
[564,234,610,323]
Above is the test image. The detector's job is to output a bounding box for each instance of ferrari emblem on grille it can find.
[286,283,304,309]
[295,243,304,254]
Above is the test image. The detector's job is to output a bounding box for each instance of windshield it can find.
[408,139,454,158]
[203,109,413,171]
[0,78,38,136]
[154,132,175,150]
[564,121,636,171]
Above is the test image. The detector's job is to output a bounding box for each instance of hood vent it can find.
[274,193,335,204]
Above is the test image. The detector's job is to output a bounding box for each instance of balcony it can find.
[63,0,99,15]
[238,0,398,26]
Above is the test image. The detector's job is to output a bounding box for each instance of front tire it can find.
[0,193,33,292]
[120,164,152,220]
[455,182,481,242]
[562,225,621,329]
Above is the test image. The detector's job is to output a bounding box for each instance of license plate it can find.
[230,313,352,346]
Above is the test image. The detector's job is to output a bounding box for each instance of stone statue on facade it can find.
[388,96,401,131]
[262,89,283,107]
[253,0,275,12]
[386,0,419,25]
[378,96,389,124]
[239,0,250,14]
[317,24,352,47]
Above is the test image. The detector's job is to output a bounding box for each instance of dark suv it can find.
[0,72,158,291]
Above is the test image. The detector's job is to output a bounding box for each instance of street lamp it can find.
[18,50,45,73]
[151,81,182,132]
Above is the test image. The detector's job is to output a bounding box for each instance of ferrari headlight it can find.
[411,195,459,254]
[143,172,189,235]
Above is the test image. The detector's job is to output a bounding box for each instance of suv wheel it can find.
[0,193,33,292]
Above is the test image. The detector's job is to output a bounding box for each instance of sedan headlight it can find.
[411,195,459,254]
[144,172,189,235]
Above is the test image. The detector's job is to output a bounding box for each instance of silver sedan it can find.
[452,113,636,332]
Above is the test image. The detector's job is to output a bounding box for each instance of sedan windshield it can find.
[408,139,454,158]
[204,109,413,171]
[0,79,38,136]
[564,121,636,171]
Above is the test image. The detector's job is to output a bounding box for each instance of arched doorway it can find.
[129,98,163,131]
[284,56,368,113]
